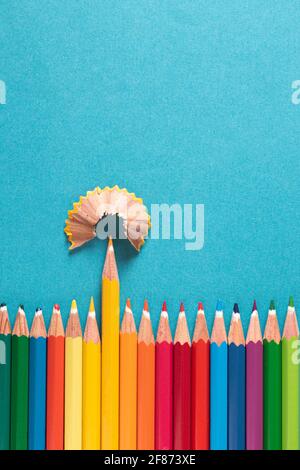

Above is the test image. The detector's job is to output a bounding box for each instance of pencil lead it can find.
[216,299,223,312]
[269,300,275,310]
[233,303,239,314]
[198,302,204,311]
[19,304,24,310]
[252,300,257,312]
[71,299,77,311]
[54,304,60,311]
[180,302,185,313]
[35,307,42,314]
[289,296,294,308]
[162,300,167,312]
[143,299,149,312]
[126,298,131,309]
[0,303,6,308]
[89,296,95,313]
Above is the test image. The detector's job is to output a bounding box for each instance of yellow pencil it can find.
[64,299,82,450]
[82,297,101,450]
[101,238,120,449]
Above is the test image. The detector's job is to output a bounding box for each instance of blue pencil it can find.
[28,308,47,450]
[210,301,228,450]
[228,303,246,450]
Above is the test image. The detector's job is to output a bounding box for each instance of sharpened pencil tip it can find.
[143,299,149,311]
[54,304,60,311]
[252,300,257,312]
[233,303,239,313]
[180,302,185,312]
[216,300,223,311]
[71,299,77,311]
[89,296,95,312]
[289,296,294,308]
[126,298,131,309]
[270,300,275,310]
[198,302,204,311]
[162,301,167,312]
[19,304,24,310]
[0,303,6,308]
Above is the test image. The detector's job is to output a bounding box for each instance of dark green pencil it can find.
[0,304,11,449]
[263,300,282,450]
[10,306,29,450]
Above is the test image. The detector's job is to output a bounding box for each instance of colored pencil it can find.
[83,297,101,450]
[0,304,11,449]
[10,305,29,450]
[228,303,245,450]
[210,301,227,450]
[137,300,155,450]
[155,301,173,450]
[246,300,263,450]
[282,296,299,450]
[263,300,282,450]
[64,299,82,450]
[173,303,191,450]
[191,302,210,450]
[28,308,47,450]
[101,238,120,450]
[46,304,65,450]
[120,298,137,450]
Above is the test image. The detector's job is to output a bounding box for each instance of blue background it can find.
[1,0,299,335]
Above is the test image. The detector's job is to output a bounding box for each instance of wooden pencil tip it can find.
[233,303,239,313]
[289,296,294,308]
[180,302,185,313]
[143,299,149,312]
[198,302,204,311]
[71,299,77,312]
[269,299,275,310]
[162,300,167,312]
[126,298,131,309]
[54,304,60,312]
[252,300,257,312]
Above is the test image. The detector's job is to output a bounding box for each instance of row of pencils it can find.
[0,296,298,451]
[0,239,298,451]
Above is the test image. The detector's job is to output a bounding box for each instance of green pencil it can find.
[10,306,29,450]
[282,296,299,450]
[263,300,282,450]
[0,304,11,450]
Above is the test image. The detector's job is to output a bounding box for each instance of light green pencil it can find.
[282,296,299,450]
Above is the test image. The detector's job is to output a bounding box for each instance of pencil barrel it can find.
[0,334,11,449]
[282,337,299,450]
[46,336,65,450]
[246,341,263,450]
[101,278,119,450]
[263,340,282,450]
[173,342,191,450]
[155,341,173,450]
[210,342,227,450]
[191,339,210,450]
[119,332,137,450]
[10,335,29,450]
[82,340,101,450]
[64,337,82,450]
[28,337,47,450]
[137,342,155,450]
[228,344,246,450]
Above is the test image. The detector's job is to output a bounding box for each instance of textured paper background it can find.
[1,0,299,334]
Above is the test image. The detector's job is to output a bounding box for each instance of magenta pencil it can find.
[155,302,173,450]
[246,301,263,450]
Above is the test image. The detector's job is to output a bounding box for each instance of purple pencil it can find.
[246,301,263,450]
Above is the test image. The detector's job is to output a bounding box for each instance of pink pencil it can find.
[155,302,173,450]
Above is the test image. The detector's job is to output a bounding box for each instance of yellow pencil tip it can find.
[108,237,113,247]
[71,299,77,311]
[89,296,95,312]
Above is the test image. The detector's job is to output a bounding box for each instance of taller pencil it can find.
[282,296,299,450]
[101,238,120,449]
[64,300,82,450]
[0,304,11,450]
[228,303,246,450]
[263,300,281,450]
[210,301,227,450]
[10,306,29,450]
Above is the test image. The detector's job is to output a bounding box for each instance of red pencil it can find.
[191,302,210,450]
[155,301,173,450]
[46,304,65,450]
[173,303,191,450]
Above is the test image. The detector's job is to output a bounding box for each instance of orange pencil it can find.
[46,305,65,450]
[119,299,137,450]
[137,300,155,450]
